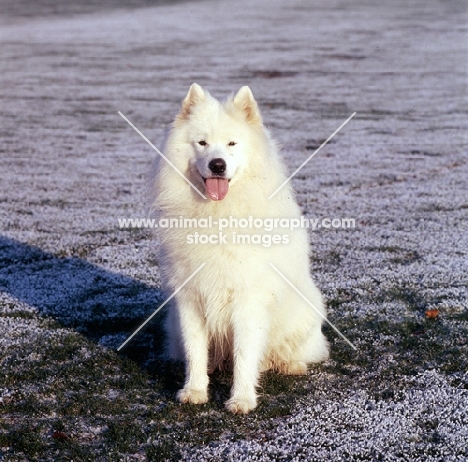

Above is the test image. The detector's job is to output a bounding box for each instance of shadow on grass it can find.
[0,234,169,374]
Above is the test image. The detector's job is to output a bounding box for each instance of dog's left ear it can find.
[233,86,263,126]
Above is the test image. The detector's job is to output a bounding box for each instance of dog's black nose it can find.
[208,158,226,175]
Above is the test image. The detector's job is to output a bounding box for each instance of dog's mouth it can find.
[203,177,230,201]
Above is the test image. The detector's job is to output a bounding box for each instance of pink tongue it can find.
[205,178,229,201]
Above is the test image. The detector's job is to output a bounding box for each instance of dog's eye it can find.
[198,140,207,146]
[228,141,237,147]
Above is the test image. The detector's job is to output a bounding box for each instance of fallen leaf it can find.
[52,431,70,441]
[425,309,439,319]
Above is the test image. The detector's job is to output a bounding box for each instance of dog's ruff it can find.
[151,84,329,414]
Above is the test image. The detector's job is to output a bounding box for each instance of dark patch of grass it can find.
[322,307,468,402]
[256,372,311,419]
[321,249,343,266]
[1,423,48,458]
[389,250,421,265]
[0,310,37,319]
[147,439,182,462]
[410,150,441,157]
[375,285,428,312]
[50,434,97,462]
[3,392,53,417]
[105,419,147,453]
[327,287,356,310]
[262,371,305,395]
[364,245,422,265]
[60,394,126,417]
[364,245,402,253]
[418,203,463,213]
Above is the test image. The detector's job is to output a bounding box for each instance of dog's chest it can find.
[201,287,235,334]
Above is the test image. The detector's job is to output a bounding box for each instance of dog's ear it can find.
[177,83,205,122]
[233,86,262,125]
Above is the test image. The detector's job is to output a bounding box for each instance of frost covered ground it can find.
[1,0,467,460]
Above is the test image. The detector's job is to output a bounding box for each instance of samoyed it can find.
[151,84,329,414]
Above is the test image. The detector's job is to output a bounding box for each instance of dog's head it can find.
[174,83,263,201]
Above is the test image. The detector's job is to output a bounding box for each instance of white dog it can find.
[151,84,329,414]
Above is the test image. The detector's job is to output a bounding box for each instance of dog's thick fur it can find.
[151,84,329,414]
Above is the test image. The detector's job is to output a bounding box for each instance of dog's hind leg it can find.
[300,324,330,364]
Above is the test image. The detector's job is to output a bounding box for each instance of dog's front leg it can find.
[176,297,209,405]
[225,301,269,414]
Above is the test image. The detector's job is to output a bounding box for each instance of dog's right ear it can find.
[233,86,263,126]
[176,83,205,122]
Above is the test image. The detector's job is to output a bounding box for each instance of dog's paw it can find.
[225,395,257,414]
[284,361,308,375]
[177,388,208,405]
